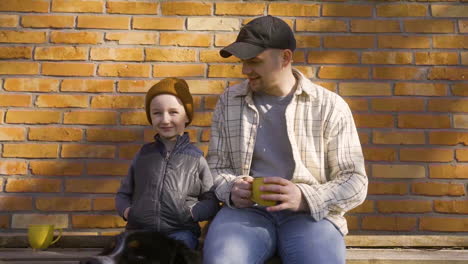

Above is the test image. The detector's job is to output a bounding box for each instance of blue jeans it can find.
[167,230,199,250]
[203,206,345,264]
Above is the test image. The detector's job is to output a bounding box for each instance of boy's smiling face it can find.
[150,94,188,141]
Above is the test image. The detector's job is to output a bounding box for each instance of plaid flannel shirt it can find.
[207,69,368,235]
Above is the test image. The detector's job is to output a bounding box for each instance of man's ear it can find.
[282,49,293,67]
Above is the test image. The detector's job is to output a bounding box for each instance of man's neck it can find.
[263,70,297,97]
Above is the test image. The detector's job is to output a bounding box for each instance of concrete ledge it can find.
[0,248,467,264]
[1,234,467,248]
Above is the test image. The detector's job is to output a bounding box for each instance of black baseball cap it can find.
[220,15,296,60]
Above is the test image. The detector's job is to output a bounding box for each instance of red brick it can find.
[159,33,212,47]
[434,201,468,214]
[363,147,396,161]
[378,36,430,49]
[415,52,458,65]
[208,65,243,78]
[412,182,465,196]
[429,67,468,80]
[91,95,144,109]
[377,200,432,213]
[36,197,91,211]
[318,66,369,79]
[11,214,67,228]
[5,110,60,124]
[52,0,104,13]
[22,15,74,28]
[362,52,412,64]
[154,64,205,78]
[372,98,424,112]
[430,165,468,179]
[66,179,120,193]
[433,36,467,49]
[377,4,427,17]
[373,131,425,145]
[72,215,125,228]
[133,17,184,30]
[35,46,88,61]
[29,127,82,141]
[428,99,468,112]
[0,216,7,228]
[117,80,155,93]
[339,82,391,96]
[405,20,455,33]
[6,179,61,193]
[30,160,84,176]
[454,114,468,129]
[93,197,115,211]
[77,15,129,29]
[368,182,408,195]
[187,18,239,31]
[431,5,468,17]
[420,217,468,232]
[3,144,59,158]
[4,78,59,92]
[351,20,400,33]
[429,132,468,145]
[268,3,319,17]
[42,62,94,76]
[372,164,426,179]
[345,98,368,112]
[0,47,32,59]
[120,111,148,125]
[64,111,117,125]
[61,79,114,92]
[395,83,447,96]
[36,95,88,108]
[119,144,141,160]
[216,3,265,16]
[323,4,372,17]
[323,36,374,49]
[373,67,426,80]
[61,144,116,159]
[296,19,346,32]
[107,1,157,14]
[308,51,359,64]
[146,48,196,62]
[401,148,453,162]
[87,128,140,142]
[0,0,48,12]
[91,47,143,61]
[214,33,237,47]
[457,149,468,161]
[0,161,27,175]
[354,113,394,128]
[0,15,18,27]
[0,62,38,75]
[106,32,157,45]
[191,112,213,127]
[0,30,46,44]
[460,20,468,33]
[349,200,374,214]
[362,216,416,231]
[50,31,102,44]
[0,131,8,148]
[98,63,150,77]
[398,114,450,129]
[87,161,129,176]
[0,94,31,107]
[0,196,32,211]
[200,50,238,63]
[161,2,211,16]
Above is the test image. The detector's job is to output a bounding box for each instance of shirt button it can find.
[244,165,249,169]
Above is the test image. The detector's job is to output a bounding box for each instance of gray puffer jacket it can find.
[115,133,219,236]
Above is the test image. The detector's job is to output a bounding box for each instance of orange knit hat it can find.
[145,78,193,126]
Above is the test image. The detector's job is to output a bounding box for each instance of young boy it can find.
[115,77,219,250]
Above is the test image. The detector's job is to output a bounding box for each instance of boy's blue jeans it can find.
[167,230,199,250]
[203,206,345,264]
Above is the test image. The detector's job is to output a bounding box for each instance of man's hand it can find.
[124,207,130,220]
[260,177,308,212]
[230,176,255,208]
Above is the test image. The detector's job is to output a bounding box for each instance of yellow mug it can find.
[28,224,62,250]
[251,177,277,207]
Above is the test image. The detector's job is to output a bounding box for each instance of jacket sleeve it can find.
[115,154,137,220]
[206,94,244,207]
[190,156,220,222]
[296,99,368,222]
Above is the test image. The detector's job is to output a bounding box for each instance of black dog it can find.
[80,230,201,264]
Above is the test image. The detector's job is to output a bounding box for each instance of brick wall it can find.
[0,0,466,235]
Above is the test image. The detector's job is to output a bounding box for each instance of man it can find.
[203,15,368,264]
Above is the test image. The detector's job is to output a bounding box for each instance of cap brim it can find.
[220,42,266,60]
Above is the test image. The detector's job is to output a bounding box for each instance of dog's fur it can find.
[79,231,201,264]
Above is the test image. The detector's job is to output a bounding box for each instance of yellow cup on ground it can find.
[28,224,62,250]
[251,177,277,207]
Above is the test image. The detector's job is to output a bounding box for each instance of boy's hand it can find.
[124,207,130,220]
[230,176,254,208]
